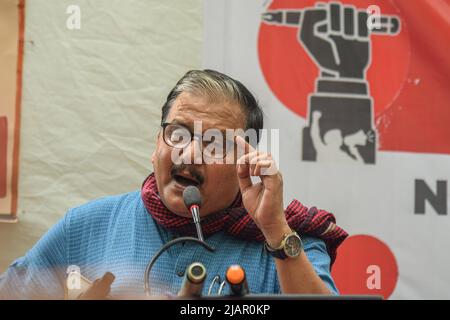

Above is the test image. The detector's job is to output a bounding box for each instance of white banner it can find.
[203,0,450,299]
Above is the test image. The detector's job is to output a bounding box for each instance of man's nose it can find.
[180,137,203,165]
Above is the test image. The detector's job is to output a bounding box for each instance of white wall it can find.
[0,0,203,272]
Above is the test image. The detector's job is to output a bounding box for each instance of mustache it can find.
[170,164,205,185]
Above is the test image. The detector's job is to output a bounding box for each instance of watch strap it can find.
[264,242,288,259]
[265,230,301,260]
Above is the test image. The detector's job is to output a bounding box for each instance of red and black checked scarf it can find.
[141,173,348,266]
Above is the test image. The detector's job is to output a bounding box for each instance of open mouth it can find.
[173,173,201,187]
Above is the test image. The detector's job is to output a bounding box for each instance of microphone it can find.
[177,262,207,297]
[183,186,204,242]
[226,265,249,296]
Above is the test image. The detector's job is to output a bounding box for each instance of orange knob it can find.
[226,265,245,285]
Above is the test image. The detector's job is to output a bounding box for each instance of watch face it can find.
[284,234,302,257]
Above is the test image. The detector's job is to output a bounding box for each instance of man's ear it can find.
[152,132,161,165]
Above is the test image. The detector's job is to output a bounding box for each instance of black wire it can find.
[144,236,215,296]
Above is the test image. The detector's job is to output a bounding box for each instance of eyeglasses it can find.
[161,122,235,159]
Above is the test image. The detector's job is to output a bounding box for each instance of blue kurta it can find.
[0,191,338,299]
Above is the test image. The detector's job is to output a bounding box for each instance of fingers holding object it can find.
[323,2,370,39]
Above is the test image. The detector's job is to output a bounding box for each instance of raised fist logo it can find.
[301,3,370,79]
[262,1,401,164]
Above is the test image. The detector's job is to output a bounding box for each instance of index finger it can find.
[235,135,256,157]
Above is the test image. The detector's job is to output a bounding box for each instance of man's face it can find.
[152,91,245,217]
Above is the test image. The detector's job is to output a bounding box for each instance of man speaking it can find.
[0,70,347,299]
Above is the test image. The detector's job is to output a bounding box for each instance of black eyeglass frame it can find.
[160,122,236,159]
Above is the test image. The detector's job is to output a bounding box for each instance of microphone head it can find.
[183,186,202,209]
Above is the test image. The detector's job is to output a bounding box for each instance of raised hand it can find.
[300,2,370,79]
[235,136,288,244]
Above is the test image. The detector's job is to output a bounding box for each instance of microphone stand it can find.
[144,237,215,296]
[190,204,204,242]
[144,186,214,296]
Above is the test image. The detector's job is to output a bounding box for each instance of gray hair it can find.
[161,69,264,143]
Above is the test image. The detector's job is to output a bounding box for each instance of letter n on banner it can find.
[0,0,25,222]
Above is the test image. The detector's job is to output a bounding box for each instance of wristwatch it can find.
[265,230,303,260]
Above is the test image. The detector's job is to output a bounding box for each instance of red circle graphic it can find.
[331,234,399,299]
[258,0,410,119]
